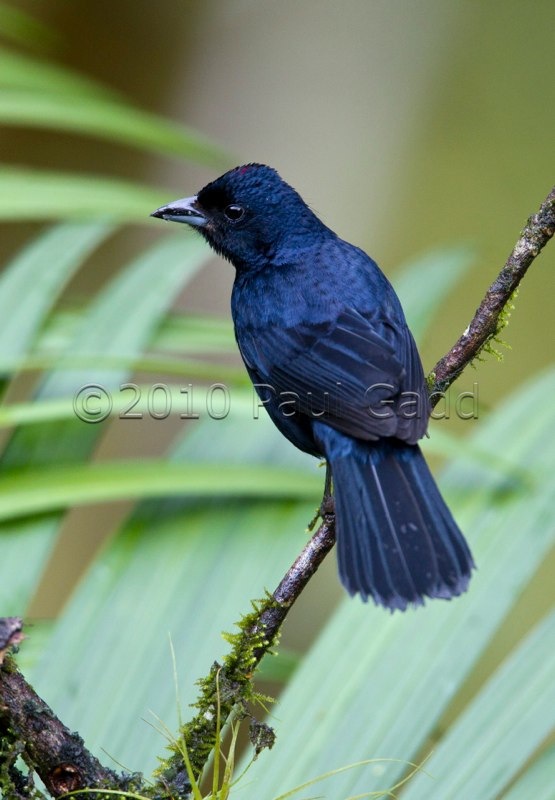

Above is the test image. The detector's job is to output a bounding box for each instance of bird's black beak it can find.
[150,196,207,227]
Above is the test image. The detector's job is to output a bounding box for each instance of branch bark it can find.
[430,185,555,399]
[1,186,553,799]
[0,648,121,798]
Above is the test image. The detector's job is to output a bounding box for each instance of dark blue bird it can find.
[151,164,474,611]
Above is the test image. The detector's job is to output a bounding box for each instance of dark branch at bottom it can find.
[0,650,126,798]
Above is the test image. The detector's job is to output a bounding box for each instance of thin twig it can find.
[254,501,337,649]
[430,185,555,399]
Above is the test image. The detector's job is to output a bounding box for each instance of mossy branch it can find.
[153,510,336,796]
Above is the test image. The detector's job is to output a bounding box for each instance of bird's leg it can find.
[321,461,334,514]
[307,461,334,531]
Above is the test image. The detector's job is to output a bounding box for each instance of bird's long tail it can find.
[317,428,474,610]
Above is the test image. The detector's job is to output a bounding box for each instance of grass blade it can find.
[0,89,230,166]
[401,610,555,799]
[0,165,170,221]
[0,460,321,521]
[0,222,114,364]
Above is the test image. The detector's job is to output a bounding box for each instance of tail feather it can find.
[318,430,474,611]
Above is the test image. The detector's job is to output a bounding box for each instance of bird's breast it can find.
[231,255,381,333]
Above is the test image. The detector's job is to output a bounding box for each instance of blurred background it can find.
[5,0,554,370]
[1,1,554,795]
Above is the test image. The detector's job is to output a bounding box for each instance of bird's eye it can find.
[224,204,245,222]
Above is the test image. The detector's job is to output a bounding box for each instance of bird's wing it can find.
[238,307,429,444]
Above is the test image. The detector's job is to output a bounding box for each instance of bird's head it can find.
[151,164,323,270]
